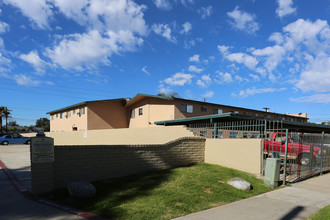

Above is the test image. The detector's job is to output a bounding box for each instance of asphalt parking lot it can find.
[0,144,31,190]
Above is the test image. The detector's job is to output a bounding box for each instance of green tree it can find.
[8,121,18,126]
[3,107,11,134]
[0,106,4,134]
[35,117,50,132]
[0,106,11,134]
[321,121,330,125]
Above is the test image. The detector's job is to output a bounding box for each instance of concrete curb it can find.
[0,159,107,220]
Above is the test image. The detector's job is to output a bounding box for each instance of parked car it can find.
[0,134,30,145]
[264,132,327,166]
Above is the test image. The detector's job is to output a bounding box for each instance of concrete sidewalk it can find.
[0,145,102,220]
[0,165,84,220]
[175,173,330,220]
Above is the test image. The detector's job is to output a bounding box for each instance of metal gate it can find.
[188,120,330,183]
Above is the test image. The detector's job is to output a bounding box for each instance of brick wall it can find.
[31,137,205,193]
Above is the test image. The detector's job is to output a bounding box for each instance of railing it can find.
[188,120,330,183]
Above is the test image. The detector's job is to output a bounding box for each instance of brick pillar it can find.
[30,136,54,194]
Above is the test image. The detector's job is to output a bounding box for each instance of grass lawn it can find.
[307,205,330,220]
[42,163,272,219]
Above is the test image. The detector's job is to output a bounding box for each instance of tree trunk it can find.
[0,116,2,135]
[5,116,7,134]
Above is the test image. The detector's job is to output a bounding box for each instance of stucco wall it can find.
[205,139,263,174]
[50,106,88,132]
[128,97,175,128]
[31,137,205,193]
[46,126,195,145]
[87,100,128,130]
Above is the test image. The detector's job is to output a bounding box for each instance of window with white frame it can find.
[180,104,193,113]
[213,109,223,114]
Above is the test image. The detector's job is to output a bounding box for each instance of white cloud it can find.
[276,0,296,18]
[234,75,245,82]
[198,6,212,19]
[158,84,172,94]
[0,52,12,72]
[152,23,176,43]
[218,44,258,70]
[292,93,330,104]
[296,56,330,92]
[196,80,206,88]
[14,74,41,86]
[4,0,53,29]
[249,74,260,81]
[141,65,150,75]
[180,22,192,35]
[6,0,149,71]
[188,65,203,73]
[216,72,233,83]
[226,52,258,70]
[153,0,172,10]
[52,0,148,36]
[197,74,212,88]
[217,45,230,56]
[164,72,193,86]
[202,91,214,98]
[269,32,283,44]
[180,0,194,7]
[189,54,200,63]
[45,30,143,70]
[252,45,286,72]
[19,50,47,74]
[201,74,212,84]
[0,21,9,33]
[235,87,286,98]
[227,6,259,34]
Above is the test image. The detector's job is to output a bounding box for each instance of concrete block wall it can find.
[46,125,195,145]
[50,137,205,189]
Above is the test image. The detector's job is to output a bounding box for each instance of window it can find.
[67,111,71,117]
[73,109,76,114]
[138,108,143,115]
[80,107,85,114]
[130,109,135,118]
[180,104,193,113]
[234,111,239,114]
[60,113,63,119]
[201,107,207,112]
[56,114,58,118]
[187,105,193,113]
[51,115,54,120]
[180,104,187,113]
[213,109,223,114]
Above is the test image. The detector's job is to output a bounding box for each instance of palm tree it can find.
[0,106,5,135]
[3,107,11,134]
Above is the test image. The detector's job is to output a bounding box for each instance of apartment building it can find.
[47,94,308,132]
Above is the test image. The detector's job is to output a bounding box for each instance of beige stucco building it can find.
[47,94,308,132]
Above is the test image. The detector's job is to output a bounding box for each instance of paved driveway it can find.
[0,144,84,220]
[0,144,31,190]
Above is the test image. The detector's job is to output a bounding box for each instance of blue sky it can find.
[0,0,329,126]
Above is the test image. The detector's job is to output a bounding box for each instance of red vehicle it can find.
[264,132,323,166]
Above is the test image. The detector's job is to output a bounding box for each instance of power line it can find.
[0,78,132,97]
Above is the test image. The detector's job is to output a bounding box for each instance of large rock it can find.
[67,181,96,199]
[227,177,252,190]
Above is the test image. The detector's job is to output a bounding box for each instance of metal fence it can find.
[188,120,330,183]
